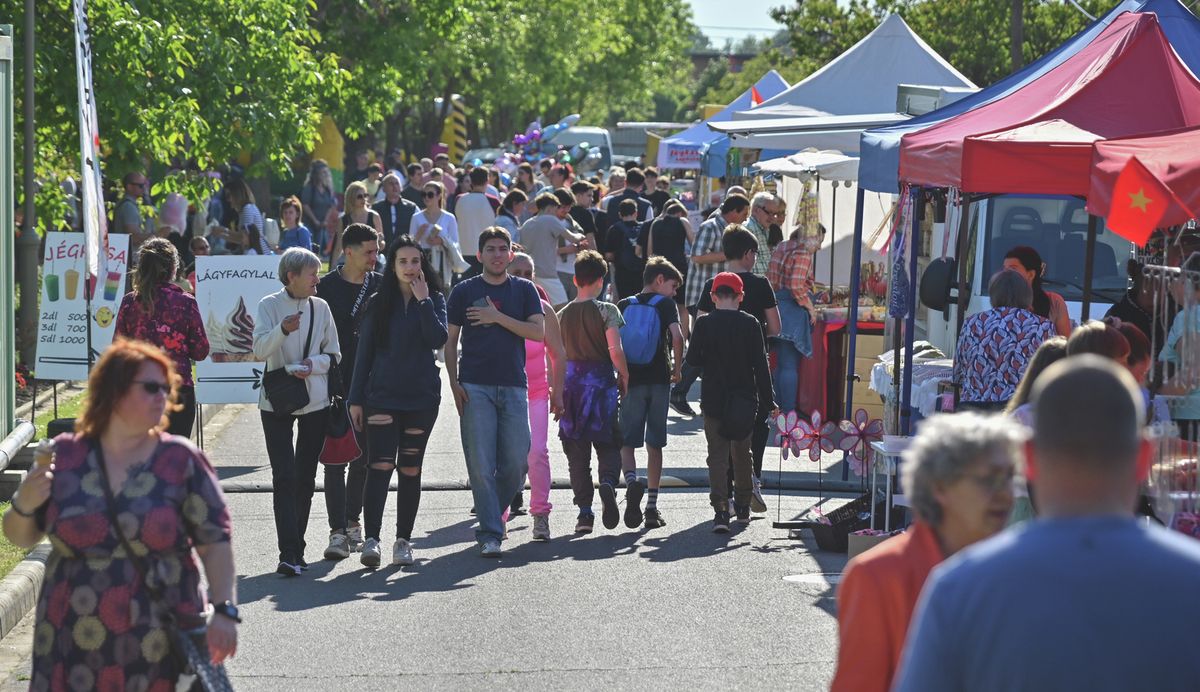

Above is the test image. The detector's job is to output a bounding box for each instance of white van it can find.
[925,194,1132,355]
[551,126,613,171]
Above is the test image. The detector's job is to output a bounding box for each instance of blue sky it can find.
[686,0,784,43]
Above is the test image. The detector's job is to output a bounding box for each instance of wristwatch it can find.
[212,601,242,623]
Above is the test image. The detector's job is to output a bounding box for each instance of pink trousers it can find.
[528,396,553,516]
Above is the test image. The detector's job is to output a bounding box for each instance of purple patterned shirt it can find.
[955,307,1055,403]
[115,282,210,387]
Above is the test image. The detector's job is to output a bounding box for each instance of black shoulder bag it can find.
[94,444,234,691]
[261,298,314,414]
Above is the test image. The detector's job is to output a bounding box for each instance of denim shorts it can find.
[619,383,671,449]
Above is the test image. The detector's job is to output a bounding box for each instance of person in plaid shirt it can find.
[767,226,819,414]
[747,192,785,275]
[671,193,751,416]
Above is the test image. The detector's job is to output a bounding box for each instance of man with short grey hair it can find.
[746,192,782,275]
[896,356,1200,692]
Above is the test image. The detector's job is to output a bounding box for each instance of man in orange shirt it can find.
[831,412,1020,692]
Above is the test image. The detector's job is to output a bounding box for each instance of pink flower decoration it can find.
[773,410,805,460]
[838,408,885,477]
[799,410,841,462]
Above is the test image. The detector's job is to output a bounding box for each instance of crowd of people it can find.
[11,148,1200,689]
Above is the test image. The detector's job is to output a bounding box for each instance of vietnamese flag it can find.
[750,86,764,107]
[1106,156,1177,245]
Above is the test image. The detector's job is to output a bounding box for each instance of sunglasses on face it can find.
[424,191,439,198]
[135,380,171,396]
[355,193,368,200]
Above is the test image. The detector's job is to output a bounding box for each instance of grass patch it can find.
[32,388,87,440]
[0,504,32,580]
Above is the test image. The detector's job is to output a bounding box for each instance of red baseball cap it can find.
[712,272,744,294]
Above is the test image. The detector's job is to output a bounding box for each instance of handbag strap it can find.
[350,274,372,319]
[93,442,171,609]
[302,298,315,360]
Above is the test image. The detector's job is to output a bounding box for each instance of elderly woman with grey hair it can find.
[953,269,1057,411]
[253,247,342,576]
[831,412,1021,692]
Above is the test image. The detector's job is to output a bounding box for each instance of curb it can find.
[0,544,50,641]
[219,474,865,494]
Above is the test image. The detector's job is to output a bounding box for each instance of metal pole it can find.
[1082,213,1099,321]
[829,180,837,285]
[953,195,974,341]
[901,187,922,436]
[842,186,866,481]
[15,4,37,368]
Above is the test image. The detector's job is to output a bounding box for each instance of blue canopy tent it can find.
[657,70,789,174]
[844,0,1200,443]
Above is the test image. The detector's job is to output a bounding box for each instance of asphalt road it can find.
[1,373,862,690]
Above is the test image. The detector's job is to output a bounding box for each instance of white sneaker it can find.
[751,476,768,514]
[532,515,550,541]
[481,540,502,557]
[392,538,414,566]
[324,532,350,560]
[360,538,382,568]
[346,524,364,552]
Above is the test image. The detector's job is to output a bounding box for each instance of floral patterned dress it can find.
[114,283,209,388]
[31,433,231,692]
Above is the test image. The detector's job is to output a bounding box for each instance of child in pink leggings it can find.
[510,253,565,541]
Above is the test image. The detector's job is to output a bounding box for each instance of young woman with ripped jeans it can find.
[349,236,448,567]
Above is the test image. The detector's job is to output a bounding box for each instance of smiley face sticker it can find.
[93,306,114,328]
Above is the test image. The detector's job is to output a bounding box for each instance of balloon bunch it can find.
[508,114,582,164]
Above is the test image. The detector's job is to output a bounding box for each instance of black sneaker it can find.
[644,508,667,529]
[735,503,750,525]
[575,513,595,534]
[510,493,527,517]
[276,561,302,577]
[624,479,645,528]
[599,483,620,529]
[669,397,696,417]
[713,511,731,533]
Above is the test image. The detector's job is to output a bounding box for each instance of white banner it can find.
[34,232,130,380]
[73,0,108,282]
[193,256,281,404]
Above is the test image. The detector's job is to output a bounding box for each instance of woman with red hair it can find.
[3,339,237,690]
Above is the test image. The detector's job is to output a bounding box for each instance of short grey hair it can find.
[509,251,535,272]
[278,247,321,285]
[901,412,1024,525]
[989,269,1033,310]
[381,172,402,187]
[751,191,779,212]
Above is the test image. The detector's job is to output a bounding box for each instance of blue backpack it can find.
[620,294,666,366]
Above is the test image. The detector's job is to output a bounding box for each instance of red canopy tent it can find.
[1087,125,1200,225]
[898,12,1200,193]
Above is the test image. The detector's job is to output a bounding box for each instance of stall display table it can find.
[795,319,885,422]
[868,357,955,421]
[870,438,912,532]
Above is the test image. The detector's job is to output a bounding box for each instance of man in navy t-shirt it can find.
[896,355,1200,692]
[446,227,545,557]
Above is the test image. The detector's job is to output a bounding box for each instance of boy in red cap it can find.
[684,272,777,532]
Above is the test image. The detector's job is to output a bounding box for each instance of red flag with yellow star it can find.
[1106,156,1176,245]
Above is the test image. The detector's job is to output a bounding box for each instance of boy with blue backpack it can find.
[605,198,647,301]
[617,257,685,529]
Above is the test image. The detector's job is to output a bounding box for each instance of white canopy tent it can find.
[730,13,975,122]
[709,113,909,153]
[752,150,893,286]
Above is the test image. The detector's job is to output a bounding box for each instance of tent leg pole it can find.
[1082,214,1098,321]
[829,181,837,284]
[902,186,922,437]
[842,186,866,481]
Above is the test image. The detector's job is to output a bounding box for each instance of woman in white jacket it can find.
[254,248,341,576]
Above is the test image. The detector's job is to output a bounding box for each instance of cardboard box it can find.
[847,532,895,560]
[856,334,886,356]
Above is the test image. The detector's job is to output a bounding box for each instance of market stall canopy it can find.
[731,14,975,122]
[753,150,859,182]
[656,70,788,171]
[898,12,1200,194]
[1087,126,1200,227]
[859,0,1200,193]
[709,113,908,154]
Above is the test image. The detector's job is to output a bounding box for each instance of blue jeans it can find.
[774,339,803,414]
[460,383,530,544]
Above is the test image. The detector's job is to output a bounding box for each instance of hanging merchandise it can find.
[888,186,913,319]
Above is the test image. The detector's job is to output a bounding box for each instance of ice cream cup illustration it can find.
[44,274,60,302]
[65,269,80,300]
[103,271,122,301]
